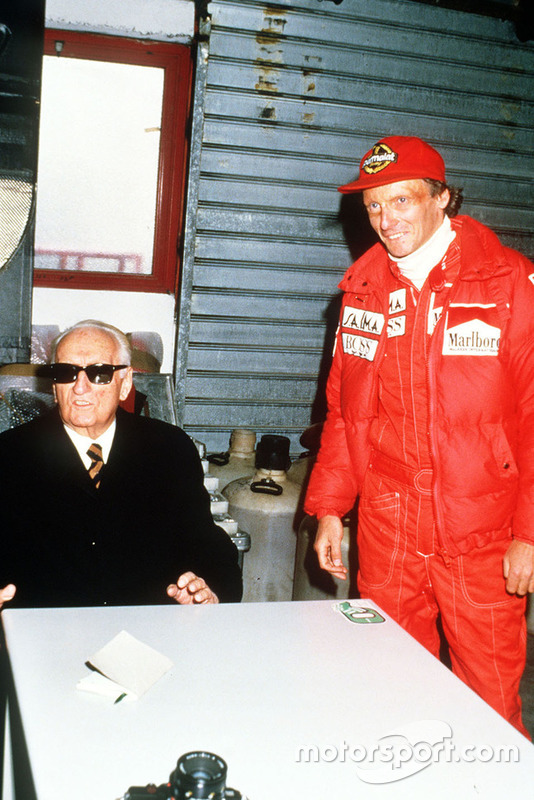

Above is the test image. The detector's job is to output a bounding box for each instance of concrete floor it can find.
[520,633,534,740]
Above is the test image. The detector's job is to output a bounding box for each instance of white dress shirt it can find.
[63,419,117,470]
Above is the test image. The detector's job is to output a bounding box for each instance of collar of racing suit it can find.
[338,215,513,295]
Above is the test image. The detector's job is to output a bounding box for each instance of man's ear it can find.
[437,187,450,210]
[119,366,134,402]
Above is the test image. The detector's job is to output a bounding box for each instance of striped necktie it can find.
[87,443,104,488]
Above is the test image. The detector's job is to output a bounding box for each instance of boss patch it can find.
[387,316,406,338]
[342,333,379,361]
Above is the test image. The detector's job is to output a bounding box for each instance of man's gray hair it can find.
[51,320,132,365]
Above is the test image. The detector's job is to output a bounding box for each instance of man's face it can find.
[362,179,450,259]
[53,328,133,439]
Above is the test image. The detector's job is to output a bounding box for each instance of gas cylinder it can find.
[287,453,312,487]
[292,514,357,601]
[287,422,323,489]
[223,434,301,602]
[207,428,257,491]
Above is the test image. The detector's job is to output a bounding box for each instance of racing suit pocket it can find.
[457,536,517,608]
[358,484,401,590]
[490,428,519,481]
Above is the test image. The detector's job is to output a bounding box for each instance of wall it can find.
[31,0,196,372]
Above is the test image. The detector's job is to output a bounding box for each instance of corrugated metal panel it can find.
[176,0,534,454]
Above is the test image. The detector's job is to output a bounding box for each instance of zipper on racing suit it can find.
[425,264,461,563]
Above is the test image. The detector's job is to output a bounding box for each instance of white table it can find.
[2,600,533,800]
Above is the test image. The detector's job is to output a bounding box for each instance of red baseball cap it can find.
[338,136,446,193]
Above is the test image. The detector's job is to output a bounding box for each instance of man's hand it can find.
[0,584,16,609]
[503,541,534,595]
[166,572,219,605]
[314,515,347,580]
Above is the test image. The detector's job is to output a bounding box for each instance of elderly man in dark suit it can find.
[0,319,242,608]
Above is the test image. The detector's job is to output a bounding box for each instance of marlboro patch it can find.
[442,304,500,356]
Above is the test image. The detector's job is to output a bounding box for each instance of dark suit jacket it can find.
[0,408,242,606]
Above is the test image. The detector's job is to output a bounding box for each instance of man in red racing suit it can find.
[304,136,534,737]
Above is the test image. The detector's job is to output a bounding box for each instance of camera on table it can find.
[124,750,245,799]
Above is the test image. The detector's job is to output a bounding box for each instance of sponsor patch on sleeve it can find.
[387,315,405,338]
[442,304,500,356]
[389,288,406,314]
[342,305,385,335]
[342,333,379,361]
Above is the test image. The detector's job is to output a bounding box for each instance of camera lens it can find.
[170,751,228,799]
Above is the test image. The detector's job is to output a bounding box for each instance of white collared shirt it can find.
[63,419,117,470]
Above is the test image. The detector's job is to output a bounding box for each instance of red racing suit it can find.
[304,215,534,735]
[305,215,534,557]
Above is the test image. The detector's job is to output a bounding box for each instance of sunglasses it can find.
[49,363,128,385]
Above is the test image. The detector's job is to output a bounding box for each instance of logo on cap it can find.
[362,143,398,175]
